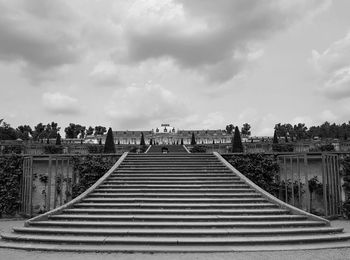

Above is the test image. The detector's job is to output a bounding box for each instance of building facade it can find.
[107,124,233,145]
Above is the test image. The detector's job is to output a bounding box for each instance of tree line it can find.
[0,120,108,141]
[274,121,350,141]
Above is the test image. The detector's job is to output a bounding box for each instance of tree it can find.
[191,132,196,145]
[94,126,107,136]
[64,123,85,139]
[104,127,116,153]
[241,123,251,137]
[181,138,184,145]
[273,130,278,144]
[0,121,17,140]
[79,126,86,138]
[45,122,60,139]
[32,123,46,141]
[293,123,308,140]
[140,132,145,146]
[55,133,62,145]
[232,126,243,153]
[16,125,32,140]
[86,126,94,136]
[226,124,234,134]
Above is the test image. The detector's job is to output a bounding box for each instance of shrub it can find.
[223,153,280,194]
[232,126,243,153]
[2,145,22,154]
[0,155,23,216]
[140,132,145,146]
[342,155,350,218]
[104,128,116,153]
[190,145,207,153]
[43,145,63,154]
[72,155,119,198]
[129,146,148,153]
[272,143,294,152]
[320,144,335,152]
[191,133,196,145]
[44,145,63,154]
[87,145,104,154]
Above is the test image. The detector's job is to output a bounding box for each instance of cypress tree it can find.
[104,127,116,153]
[181,138,184,145]
[273,130,279,144]
[191,132,196,145]
[284,134,288,143]
[232,126,243,153]
[140,132,145,146]
[55,133,62,145]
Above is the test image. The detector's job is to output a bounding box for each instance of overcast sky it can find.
[1,0,350,136]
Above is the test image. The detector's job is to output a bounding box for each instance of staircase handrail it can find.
[25,152,129,225]
[213,152,330,225]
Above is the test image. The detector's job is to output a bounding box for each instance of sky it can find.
[1,0,350,136]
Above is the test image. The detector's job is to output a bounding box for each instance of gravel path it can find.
[0,219,350,260]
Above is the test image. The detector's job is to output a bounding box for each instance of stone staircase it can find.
[1,151,350,252]
[146,144,189,154]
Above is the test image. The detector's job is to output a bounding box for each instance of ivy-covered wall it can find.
[72,155,120,198]
[342,155,350,218]
[0,155,23,217]
[222,153,280,195]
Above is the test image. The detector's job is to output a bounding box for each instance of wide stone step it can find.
[74,202,278,209]
[108,174,238,180]
[65,208,289,215]
[105,179,243,183]
[12,226,344,237]
[119,166,228,169]
[102,180,248,185]
[98,184,247,189]
[89,192,260,198]
[48,214,307,222]
[122,160,220,163]
[115,169,233,173]
[112,174,236,178]
[82,197,266,203]
[127,155,214,158]
[94,188,252,193]
[27,220,327,228]
[120,163,224,167]
[4,233,350,245]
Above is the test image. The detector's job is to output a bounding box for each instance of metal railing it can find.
[277,153,342,218]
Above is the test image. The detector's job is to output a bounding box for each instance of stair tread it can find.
[49,214,307,220]
[66,208,288,213]
[13,226,343,235]
[28,220,326,226]
[75,202,277,207]
[4,233,349,243]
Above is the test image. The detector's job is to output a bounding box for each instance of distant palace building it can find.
[91,124,233,145]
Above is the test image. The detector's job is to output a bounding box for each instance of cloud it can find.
[89,61,121,86]
[121,0,329,82]
[0,0,82,80]
[0,0,329,85]
[311,32,350,99]
[201,112,225,129]
[105,83,189,129]
[42,92,80,114]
